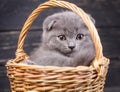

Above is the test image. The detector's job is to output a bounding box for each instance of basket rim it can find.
[6,56,109,72]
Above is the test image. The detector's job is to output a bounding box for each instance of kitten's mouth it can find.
[56,48,75,57]
[64,50,75,57]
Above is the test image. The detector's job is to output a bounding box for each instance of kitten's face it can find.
[42,12,94,56]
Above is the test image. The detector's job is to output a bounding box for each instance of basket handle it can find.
[15,0,103,68]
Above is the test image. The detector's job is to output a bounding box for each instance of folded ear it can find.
[47,20,56,31]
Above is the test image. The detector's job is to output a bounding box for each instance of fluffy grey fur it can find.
[29,11,96,67]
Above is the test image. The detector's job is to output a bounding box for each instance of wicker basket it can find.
[6,0,110,92]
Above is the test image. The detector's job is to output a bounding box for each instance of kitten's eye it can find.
[76,34,84,40]
[58,35,66,41]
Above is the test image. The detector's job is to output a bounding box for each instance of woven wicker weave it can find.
[6,0,110,92]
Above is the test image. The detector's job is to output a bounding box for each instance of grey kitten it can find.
[29,11,96,67]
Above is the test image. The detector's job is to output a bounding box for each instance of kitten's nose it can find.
[68,42,75,50]
[68,45,75,50]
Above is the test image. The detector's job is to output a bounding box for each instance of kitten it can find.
[28,11,96,67]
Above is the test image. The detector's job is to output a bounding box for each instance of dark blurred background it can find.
[0,0,120,92]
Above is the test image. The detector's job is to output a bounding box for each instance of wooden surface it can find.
[0,0,120,92]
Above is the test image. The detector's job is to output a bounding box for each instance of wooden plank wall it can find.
[0,0,120,92]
